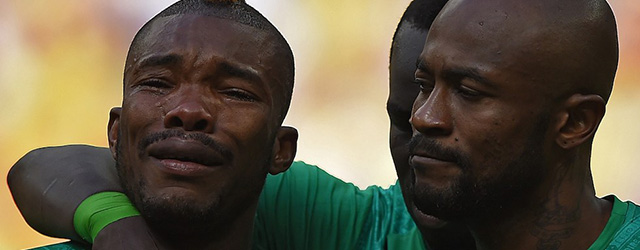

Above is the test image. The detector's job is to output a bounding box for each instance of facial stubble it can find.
[410,116,550,223]
[114,129,272,238]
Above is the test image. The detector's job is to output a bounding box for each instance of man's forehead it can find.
[423,0,541,64]
[127,14,280,75]
[389,23,425,102]
[142,14,270,51]
[435,0,523,33]
[392,23,429,68]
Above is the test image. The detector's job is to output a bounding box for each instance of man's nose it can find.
[163,92,215,133]
[410,87,453,137]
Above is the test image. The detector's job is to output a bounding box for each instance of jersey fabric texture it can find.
[27,162,640,250]
[588,195,640,249]
[252,161,424,250]
[29,161,423,250]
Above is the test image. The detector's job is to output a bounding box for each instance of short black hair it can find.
[390,0,448,60]
[127,0,295,122]
[157,0,269,29]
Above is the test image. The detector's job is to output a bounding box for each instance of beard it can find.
[409,117,550,222]
[115,143,224,237]
[114,130,271,239]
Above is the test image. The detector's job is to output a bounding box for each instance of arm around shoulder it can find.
[8,144,120,241]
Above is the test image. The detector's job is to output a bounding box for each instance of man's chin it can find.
[409,202,449,229]
[139,194,220,232]
[401,174,450,229]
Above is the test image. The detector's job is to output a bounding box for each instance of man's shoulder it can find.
[271,160,320,175]
[287,161,324,175]
[603,196,640,249]
[28,241,88,250]
[267,160,353,186]
[268,161,398,194]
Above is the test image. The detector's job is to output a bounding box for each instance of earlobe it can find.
[108,107,122,159]
[269,126,298,175]
[555,94,605,149]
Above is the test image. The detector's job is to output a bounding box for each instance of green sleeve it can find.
[252,161,422,250]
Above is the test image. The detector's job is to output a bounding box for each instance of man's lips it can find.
[409,153,459,180]
[409,149,457,167]
[146,138,227,176]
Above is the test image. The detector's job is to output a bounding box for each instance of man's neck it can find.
[148,205,257,250]
[420,223,476,250]
[466,164,613,250]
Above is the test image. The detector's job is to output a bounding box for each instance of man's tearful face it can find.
[109,14,290,232]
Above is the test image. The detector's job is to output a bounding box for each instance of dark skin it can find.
[12,13,299,250]
[18,1,620,249]
[9,145,158,249]
[8,25,476,250]
[387,21,474,250]
[7,145,121,246]
[409,0,618,249]
[111,14,298,250]
[9,4,477,250]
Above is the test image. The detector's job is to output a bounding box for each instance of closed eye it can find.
[140,79,171,89]
[132,79,173,95]
[414,78,435,94]
[457,85,482,99]
[221,89,258,102]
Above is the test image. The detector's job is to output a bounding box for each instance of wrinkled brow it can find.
[138,54,183,69]
[218,62,262,84]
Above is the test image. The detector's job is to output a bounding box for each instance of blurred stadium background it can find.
[0,0,638,248]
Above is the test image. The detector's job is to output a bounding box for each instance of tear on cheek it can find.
[156,95,173,113]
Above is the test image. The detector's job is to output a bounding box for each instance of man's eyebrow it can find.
[444,67,495,87]
[219,62,262,84]
[137,54,183,69]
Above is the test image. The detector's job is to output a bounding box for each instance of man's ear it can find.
[269,126,298,175]
[107,107,122,159]
[555,94,605,149]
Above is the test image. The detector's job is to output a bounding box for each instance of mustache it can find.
[408,135,468,167]
[137,129,234,161]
